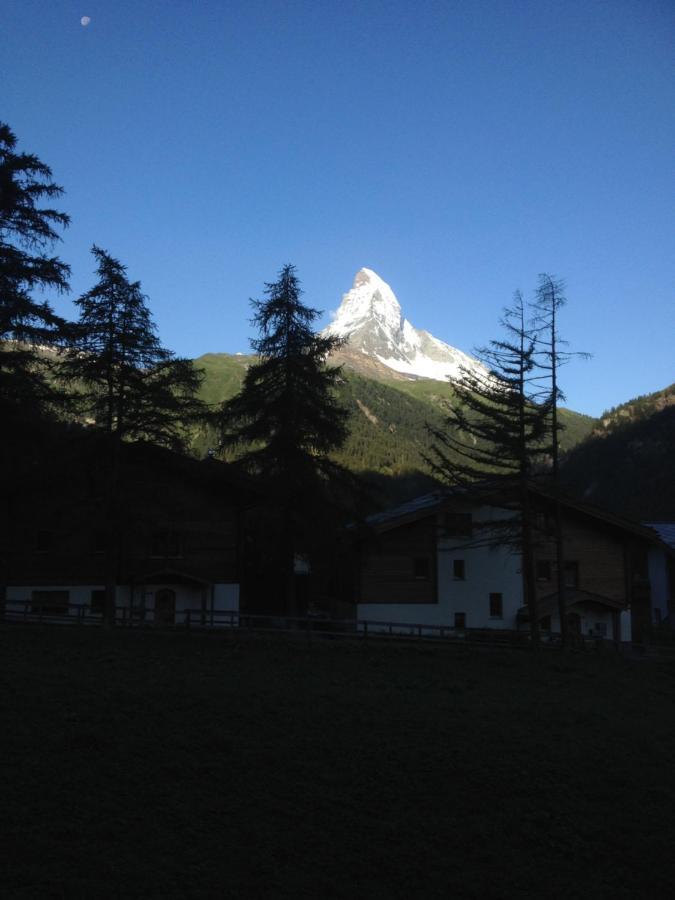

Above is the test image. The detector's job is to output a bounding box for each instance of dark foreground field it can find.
[2,628,675,899]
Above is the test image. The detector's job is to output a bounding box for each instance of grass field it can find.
[2,627,675,899]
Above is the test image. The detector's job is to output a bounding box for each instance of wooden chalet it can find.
[3,431,251,625]
[350,488,674,643]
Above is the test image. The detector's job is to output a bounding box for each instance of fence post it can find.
[363,620,368,640]
[185,609,191,631]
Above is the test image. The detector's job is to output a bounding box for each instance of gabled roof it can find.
[131,568,210,586]
[364,484,674,552]
[365,491,446,532]
[644,523,675,549]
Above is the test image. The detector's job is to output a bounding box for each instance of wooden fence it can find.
[2,600,537,648]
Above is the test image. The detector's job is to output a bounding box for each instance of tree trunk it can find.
[522,490,540,648]
[554,499,568,648]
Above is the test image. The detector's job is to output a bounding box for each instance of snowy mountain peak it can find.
[332,268,403,337]
[324,269,486,384]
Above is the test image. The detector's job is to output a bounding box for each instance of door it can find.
[567,612,581,635]
[154,588,176,626]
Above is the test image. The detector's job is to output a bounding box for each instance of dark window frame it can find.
[563,561,579,589]
[413,557,430,580]
[489,592,503,619]
[453,559,466,580]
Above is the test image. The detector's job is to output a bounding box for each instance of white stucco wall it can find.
[648,549,669,623]
[6,581,239,625]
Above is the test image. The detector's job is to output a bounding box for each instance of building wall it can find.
[358,507,523,630]
[356,504,642,637]
[648,549,670,623]
[533,515,628,604]
[358,518,438,606]
[6,582,239,624]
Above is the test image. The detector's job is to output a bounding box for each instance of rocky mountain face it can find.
[323,268,486,383]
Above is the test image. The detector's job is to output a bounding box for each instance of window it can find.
[150,530,183,558]
[453,559,465,580]
[454,612,466,629]
[92,531,106,554]
[413,557,430,580]
[534,511,554,535]
[541,616,552,631]
[536,560,551,582]
[563,561,579,588]
[489,592,503,618]
[31,590,69,616]
[90,589,106,614]
[443,512,472,537]
[35,530,52,553]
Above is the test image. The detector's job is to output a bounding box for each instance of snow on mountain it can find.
[323,268,486,383]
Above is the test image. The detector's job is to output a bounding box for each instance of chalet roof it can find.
[131,568,211,587]
[365,484,673,552]
[517,589,626,623]
[537,589,626,617]
[365,491,445,531]
[644,523,675,549]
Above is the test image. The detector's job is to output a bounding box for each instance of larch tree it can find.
[218,264,354,616]
[532,274,590,646]
[425,291,552,644]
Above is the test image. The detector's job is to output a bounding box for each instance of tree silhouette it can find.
[0,121,70,418]
[426,291,552,643]
[62,246,207,621]
[219,264,353,615]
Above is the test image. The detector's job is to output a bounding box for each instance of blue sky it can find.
[4,0,674,416]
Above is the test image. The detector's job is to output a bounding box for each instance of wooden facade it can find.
[4,435,247,609]
[358,517,438,605]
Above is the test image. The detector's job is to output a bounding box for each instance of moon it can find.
[81,16,91,27]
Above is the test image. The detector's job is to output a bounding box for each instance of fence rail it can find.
[1,600,540,647]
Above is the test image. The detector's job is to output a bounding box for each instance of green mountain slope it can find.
[193,352,597,492]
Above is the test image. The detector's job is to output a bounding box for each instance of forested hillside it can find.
[561,386,675,520]
[192,352,597,503]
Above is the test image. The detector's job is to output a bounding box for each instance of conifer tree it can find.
[0,122,70,613]
[0,121,70,418]
[533,274,590,646]
[219,264,353,615]
[63,246,205,449]
[426,292,552,643]
[62,246,207,622]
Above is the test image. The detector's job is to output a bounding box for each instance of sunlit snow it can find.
[324,268,486,384]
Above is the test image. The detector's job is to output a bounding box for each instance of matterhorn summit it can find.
[323,268,486,383]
